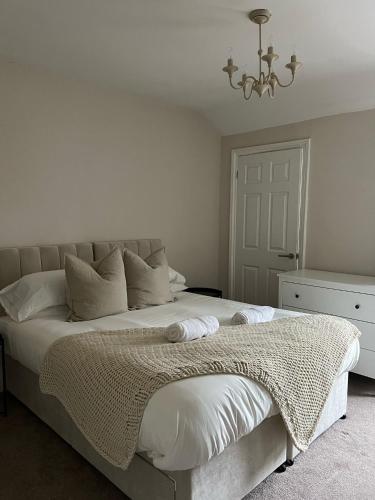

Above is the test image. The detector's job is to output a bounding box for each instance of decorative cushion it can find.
[123,247,173,309]
[65,248,127,321]
[0,269,66,322]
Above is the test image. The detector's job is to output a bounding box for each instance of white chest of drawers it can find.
[278,269,375,379]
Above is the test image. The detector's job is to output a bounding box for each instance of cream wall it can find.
[220,109,375,295]
[0,60,221,287]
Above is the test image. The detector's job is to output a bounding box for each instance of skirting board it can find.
[6,355,348,500]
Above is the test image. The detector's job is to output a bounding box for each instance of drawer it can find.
[351,349,375,379]
[282,306,315,315]
[349,319,375,352]
[281,282,375,323]
[283,307,375,351]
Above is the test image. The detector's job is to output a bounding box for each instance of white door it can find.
[231,147,306,307]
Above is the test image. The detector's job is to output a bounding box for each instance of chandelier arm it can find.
[243,84,254,101]
[245,75,257,85]
[228,75,242,90]
[272,72,295,88]
[243,76,257,99]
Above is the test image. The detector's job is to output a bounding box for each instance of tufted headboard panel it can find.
[93,239,162,261]
[0,238,162,315]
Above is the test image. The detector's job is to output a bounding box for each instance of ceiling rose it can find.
[222,9,302,100]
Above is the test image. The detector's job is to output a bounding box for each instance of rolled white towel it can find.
[232,306,275,325]
[166,316,219,343]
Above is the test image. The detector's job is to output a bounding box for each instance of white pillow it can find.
[0,270,66,322]
[168,266,186,284]
[168,266,187,293]
[170,283,187,293]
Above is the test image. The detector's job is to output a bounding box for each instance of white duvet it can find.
[0,292,360,470]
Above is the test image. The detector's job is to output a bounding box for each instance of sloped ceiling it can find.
[1,0,375,134]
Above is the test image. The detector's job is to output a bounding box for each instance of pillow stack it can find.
[0,245,179,322]
[65,246,173,320]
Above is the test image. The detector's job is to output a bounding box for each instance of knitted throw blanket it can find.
[39,314,360,470]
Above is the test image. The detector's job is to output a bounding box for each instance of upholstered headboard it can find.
[0,238,162,314]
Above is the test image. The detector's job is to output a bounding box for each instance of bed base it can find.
[6,355,348,500]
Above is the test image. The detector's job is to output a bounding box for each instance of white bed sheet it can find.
[0,292,360,470]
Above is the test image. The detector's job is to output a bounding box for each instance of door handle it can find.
[278,253,295,259]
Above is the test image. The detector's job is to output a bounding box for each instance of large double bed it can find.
[0,239,360,500]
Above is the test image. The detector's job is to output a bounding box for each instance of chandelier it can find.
[222,9,302,100]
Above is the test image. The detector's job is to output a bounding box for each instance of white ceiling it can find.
[1,0,375,135]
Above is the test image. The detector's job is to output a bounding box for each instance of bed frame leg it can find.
[274,463,287,473]
[340,414,347,420]
[275,458,294,473]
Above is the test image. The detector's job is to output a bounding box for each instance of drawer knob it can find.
[295,293,300,299]
[355,304,360,310]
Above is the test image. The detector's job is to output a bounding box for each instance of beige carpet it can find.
[245,374,375,500]
[0,374,374,500]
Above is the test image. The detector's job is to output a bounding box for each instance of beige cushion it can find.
[65,248,127,321]
[124,247,173,309]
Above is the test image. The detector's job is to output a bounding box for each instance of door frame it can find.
[228,138,311,300]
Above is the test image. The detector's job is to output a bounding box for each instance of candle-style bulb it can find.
[285,54,302,74]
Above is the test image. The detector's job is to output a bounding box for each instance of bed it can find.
[0,239,360,500]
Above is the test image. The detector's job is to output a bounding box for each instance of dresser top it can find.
[279,269,375,294]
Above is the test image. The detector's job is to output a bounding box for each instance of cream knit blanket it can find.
[39,314,360,470]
